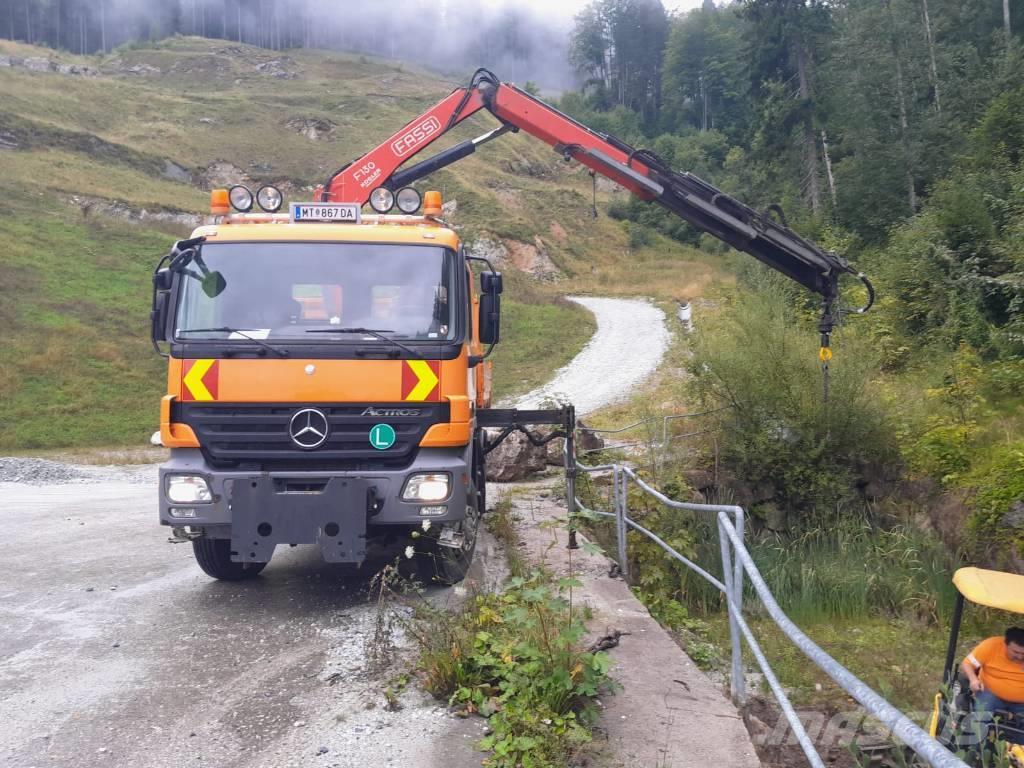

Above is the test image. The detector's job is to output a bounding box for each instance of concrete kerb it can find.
[496,480,761,768]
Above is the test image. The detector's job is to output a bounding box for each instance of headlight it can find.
[402,473,450,502]
[369,186,395,213]
[166,475,212,504]
[228,184,254,212]
[256,184,283,213]
[396,187,422,214]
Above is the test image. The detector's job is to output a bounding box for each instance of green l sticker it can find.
[369,423,396,450]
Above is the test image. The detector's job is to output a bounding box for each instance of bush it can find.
[964,443,1024,564]
[409,573,612,768]
[624,221,652,248]
[907,423,977,481]
[686,279,898,521]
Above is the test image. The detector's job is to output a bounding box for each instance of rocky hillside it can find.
[0,37,722,450]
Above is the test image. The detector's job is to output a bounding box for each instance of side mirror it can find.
[151,267,172,350]
[201,270,227,298]
[479,291,501,345]
[481,271,503,295]
[153,268,172,292]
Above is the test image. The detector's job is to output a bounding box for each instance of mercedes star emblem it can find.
[288,408,330,449]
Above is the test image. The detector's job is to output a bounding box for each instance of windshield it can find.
[174,242,457,343]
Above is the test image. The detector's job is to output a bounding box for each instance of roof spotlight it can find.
[396,187,422,214]
[228,185,254,212]
[369,187,395,214]
[256,184,283,213]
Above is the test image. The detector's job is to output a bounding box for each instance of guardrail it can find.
[570,458,969,768]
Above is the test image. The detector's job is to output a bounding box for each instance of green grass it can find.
[491,298,595,401]
[0,192,168,449]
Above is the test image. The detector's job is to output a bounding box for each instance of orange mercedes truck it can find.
[151,69,871,585]
[150,188,509,584]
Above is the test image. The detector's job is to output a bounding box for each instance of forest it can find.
[558,0,1024,570]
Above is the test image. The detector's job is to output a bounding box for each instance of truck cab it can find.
[151,188,502,584]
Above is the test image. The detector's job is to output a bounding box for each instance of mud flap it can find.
[229,477,369,564]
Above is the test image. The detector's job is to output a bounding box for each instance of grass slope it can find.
[0,37,725,450]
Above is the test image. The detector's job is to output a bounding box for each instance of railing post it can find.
[732,508,745,658]
[617,469,629,580]
[718,516,746,705]
[564,405,579,550]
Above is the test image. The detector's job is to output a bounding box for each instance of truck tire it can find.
[192,537,268,581]
[416,501,480,586]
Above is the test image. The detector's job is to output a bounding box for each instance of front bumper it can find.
[159,447,471,563]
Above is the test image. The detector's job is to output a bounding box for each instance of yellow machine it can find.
[928,567,1024,766]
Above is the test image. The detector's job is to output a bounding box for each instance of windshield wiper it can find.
[306,327,422,358]
[178,327,289,358]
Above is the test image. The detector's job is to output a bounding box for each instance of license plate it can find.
[290,203,361,223]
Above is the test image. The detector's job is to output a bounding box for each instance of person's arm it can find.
[962,639,995,693]
[962,657,984,693]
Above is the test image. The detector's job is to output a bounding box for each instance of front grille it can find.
[173,402,449,470]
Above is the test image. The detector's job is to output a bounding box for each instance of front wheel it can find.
[415,503,481,586]
[192,537,268,581]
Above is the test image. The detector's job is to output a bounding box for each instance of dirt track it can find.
[510,296,669,415]
[0,468,495,768]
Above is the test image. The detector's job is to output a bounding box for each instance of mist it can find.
[0,0,581,92]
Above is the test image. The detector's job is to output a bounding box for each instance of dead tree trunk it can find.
[794,35,822,217]
[1004,0,1012,37]
[920,0,942,113]
[821,130,837,206]
[887,0,918,213]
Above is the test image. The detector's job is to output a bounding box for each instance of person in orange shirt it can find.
[962,627,1024,717]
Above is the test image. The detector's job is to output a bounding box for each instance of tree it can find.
[661,4,747,139]
[741,0,832,216]
[570,0,669,125]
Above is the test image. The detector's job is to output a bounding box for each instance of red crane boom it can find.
[315,69,873,348]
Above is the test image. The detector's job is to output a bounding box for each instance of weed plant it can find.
[402,572,613,768]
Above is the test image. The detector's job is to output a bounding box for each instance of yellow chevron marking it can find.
[406,359,439,401]
[183,359,216,401]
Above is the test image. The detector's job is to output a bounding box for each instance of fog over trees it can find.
[0,0,579,89]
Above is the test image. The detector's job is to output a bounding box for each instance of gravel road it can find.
[510,296,669,416]
[0,464,497,768]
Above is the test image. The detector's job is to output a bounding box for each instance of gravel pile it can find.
[0,457,159,485]
[0,457,94,484]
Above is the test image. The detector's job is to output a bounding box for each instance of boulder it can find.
[1001,501,1024,529]
[577,420,604,453]
[760,503,788,533]
[162,160,192,184]
[546,435,565,466]
[286,117,336,142]
[681,468,714,492]
[23,57,52,72]
[485,430,547,482]
[465,235,508,266]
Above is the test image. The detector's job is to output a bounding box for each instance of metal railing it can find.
[570,457,969,768]
[579,406,731,447]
